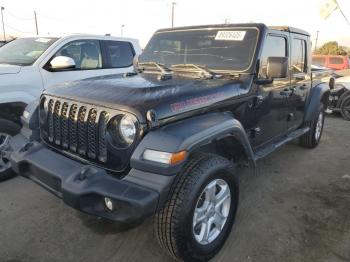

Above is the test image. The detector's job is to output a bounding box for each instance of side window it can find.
[54,40,102,70]
[291,39,306,74]
[259,35,287,78]
[103,41,135,68]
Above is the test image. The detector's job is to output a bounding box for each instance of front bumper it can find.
[9,135,174,224]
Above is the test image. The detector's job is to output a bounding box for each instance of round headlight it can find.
[119,115,136,144]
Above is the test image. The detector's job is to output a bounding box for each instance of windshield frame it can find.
[0,37,59,66]
[141,26,261,73]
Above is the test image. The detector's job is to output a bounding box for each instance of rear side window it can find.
[312,57,326,67]
[291,38,306,74]
[259,35,287,78]
[103,41,135,68]
[329,57,344,65]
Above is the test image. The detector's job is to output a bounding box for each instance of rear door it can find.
[288,35,310,131]
[252,33,290,147]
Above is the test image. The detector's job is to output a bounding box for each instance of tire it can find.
[300,104,325,148]
[0,119,20,181]
[340,95,350,121]
[155,153,239,262]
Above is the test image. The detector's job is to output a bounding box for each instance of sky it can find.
[0,0,350,48]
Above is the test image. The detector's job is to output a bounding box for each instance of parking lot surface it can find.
[0,115,349,262]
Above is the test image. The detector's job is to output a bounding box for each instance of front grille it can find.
[40,96,111,164]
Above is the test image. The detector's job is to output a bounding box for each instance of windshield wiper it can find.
[171,64,216,79]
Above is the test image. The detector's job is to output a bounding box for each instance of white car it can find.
[0,34,141,178]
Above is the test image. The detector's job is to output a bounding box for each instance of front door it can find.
[288,35,310,131]
[40,39,134,88]
[251,33,290,148]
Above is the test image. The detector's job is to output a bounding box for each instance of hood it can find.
[0,64,22,75]
[44,73,250,123]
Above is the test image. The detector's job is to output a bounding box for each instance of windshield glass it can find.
[140,27,259,72]
[0,37,58,66]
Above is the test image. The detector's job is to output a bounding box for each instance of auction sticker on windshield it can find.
[215,31,246,41]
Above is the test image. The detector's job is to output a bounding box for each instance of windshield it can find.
[140,27,259,72]
[0,37,58,66]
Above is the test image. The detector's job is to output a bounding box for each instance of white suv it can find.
[0,34,141,177]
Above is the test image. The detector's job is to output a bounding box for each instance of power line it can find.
[3,9,33,20]
[4,23,33,34]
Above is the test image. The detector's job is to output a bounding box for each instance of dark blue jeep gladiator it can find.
[4,24,331,261]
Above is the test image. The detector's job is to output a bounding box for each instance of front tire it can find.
[300,104,325,148]
[340,95,350,121]
[155,153,239,261]
[0,119,20,181]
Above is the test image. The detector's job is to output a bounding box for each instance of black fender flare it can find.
[304,83,330,123]
[131,112,255,175]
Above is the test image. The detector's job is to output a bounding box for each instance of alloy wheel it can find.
[193,179,231,245]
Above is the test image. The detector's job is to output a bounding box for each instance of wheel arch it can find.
[131,112,256,175]
[304,83,330,123]
[0,102,28,125]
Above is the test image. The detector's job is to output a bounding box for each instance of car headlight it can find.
[119,115,136,144]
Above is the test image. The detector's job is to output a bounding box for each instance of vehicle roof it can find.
[155,23,310,36]
[156,23,267,33]
[16,34,139,43]
[268,26,310,36]
[312,54,348,58]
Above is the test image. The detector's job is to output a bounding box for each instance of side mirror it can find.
[49,56,76,71]
[266,56,288,79]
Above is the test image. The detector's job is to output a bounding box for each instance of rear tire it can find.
[0,119,20,181]
[340,95,350,121]
[300,104,325,148]
[155,153,239,261]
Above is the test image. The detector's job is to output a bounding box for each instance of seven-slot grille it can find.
[41,96,111,163]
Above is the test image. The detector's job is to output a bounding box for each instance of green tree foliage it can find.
[315,41,348,56]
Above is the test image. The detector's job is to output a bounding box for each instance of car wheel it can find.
[0,119,20,181]
[155,153,239,261]
[340,95,350,121]
[300,104,325,148]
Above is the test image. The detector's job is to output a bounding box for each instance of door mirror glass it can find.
[266,56,288,79]
[50,56,76,70]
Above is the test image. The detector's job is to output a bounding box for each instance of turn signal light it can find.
[143,149,187,165]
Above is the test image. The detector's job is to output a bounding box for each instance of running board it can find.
[253,127,310,161]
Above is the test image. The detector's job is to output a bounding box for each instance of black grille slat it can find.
[47,99,54,142]
[87,109,98,159]
[61,103,69,149]
[77,106,88,155]
[53,101,62,145]
[68,104,78,152]
[41,96,111,165]
[98,111,109,163]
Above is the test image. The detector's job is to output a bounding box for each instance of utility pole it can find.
[171,2,176,28]
[314,31,319,53]
[121,24,125,37]
[34,11,39,35]
[1,7,5,42]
